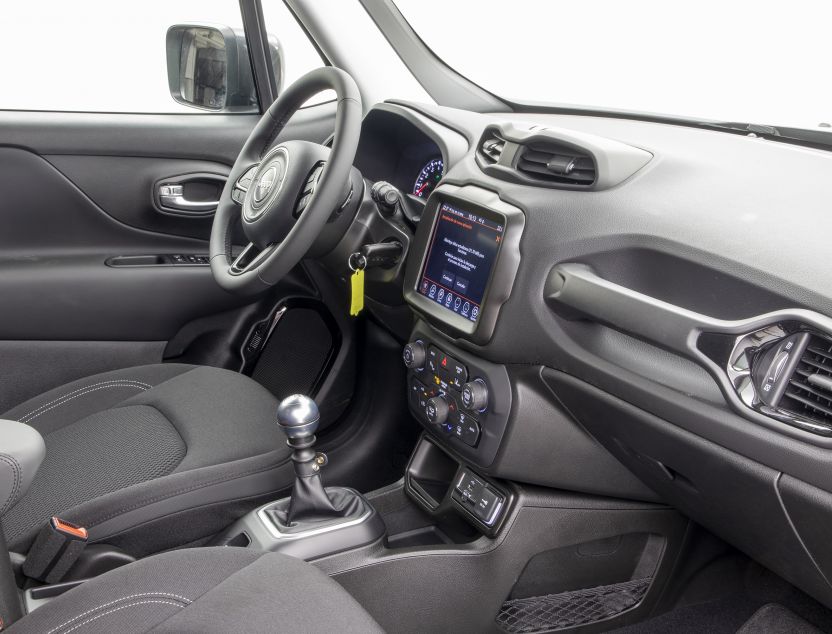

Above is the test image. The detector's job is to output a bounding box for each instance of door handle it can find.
[153,173,227,217]
[158,185,219,212]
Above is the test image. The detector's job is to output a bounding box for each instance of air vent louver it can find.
[782,335,832,423]
[479,132,505,164]
[516,143,596,186]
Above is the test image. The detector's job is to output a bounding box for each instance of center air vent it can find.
[516,143,596,186]
[479,131,505,164]
[781,334,832,424]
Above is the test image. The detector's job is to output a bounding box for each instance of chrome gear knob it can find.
[276,394,320,439]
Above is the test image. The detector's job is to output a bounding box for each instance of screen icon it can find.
[454,297,461,310]
[444,292,454,307]
[428,284,437,298]
[461,302,470,316]
[440,270,456,287]
[437,288,445,302]
[471,306,479,319]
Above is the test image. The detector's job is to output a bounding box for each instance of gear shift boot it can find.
[263,486,372,536]
[208,393,386,558]
[287,474,341,522]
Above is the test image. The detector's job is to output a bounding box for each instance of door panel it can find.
[47,155,230,240]
[0,106,335,160]
[0,104,337,408]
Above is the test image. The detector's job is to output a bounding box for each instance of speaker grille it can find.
[251,307,334,400]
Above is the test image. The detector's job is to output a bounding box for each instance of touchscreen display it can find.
[416,201,504,323]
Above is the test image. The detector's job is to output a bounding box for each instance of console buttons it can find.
[462,379,489,412]
[453,470,506,527]
[425,395,450,425]
[427,345,441,374]
[436,351,452,379]
[476,487,504,526]
[454,413,480,447]
[403,341,426,370]
[409,378,427,410]
[448,360,468,390]
[430,374,451,392]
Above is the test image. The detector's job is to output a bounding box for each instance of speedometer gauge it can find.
[412,158,444,199]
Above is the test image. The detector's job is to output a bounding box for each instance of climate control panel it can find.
[403,325,512,466]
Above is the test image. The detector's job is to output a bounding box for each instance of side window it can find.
[261,1,332,105]
[0,1,325,114]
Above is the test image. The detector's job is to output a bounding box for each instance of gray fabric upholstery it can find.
[2,365,293,555]
[7,547,383,633]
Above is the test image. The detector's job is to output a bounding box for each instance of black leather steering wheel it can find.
[210,67,362,295]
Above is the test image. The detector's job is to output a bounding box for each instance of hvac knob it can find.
[425,395,450,425]
[403,340,426,370]
[462,379,488,412]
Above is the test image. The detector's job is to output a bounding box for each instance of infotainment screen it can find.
[416,201,505,323]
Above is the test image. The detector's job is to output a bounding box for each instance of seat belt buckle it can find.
[22,517,88,584]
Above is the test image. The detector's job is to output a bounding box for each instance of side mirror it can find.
[166,24,284,112]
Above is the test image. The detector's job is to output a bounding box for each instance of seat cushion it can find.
[7,547,383,633]
[2,365,294,555]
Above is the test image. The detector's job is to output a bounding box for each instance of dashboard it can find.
[345,99,832,611]
[352,106,449,203]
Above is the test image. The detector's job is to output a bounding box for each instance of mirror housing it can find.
[166,24,284,112]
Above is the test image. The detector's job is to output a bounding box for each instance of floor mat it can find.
[612,591,832,634]
[737,604,822,634]
[611,594,759,634]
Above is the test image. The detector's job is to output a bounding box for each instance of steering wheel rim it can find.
[210,67,362,295]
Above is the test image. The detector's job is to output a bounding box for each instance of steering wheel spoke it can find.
[293,161,326,218]
[231,164,260,206]
[230,242,276,276]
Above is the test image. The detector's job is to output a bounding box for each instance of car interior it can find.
[2,0,832,632]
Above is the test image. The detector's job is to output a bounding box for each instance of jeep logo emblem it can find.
[254,166,278,203]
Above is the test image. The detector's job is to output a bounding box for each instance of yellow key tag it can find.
[350,268,365,316]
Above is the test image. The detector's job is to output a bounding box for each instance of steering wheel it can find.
[210,67,362,295]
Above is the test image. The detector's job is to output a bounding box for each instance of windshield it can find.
[393,0,832,132]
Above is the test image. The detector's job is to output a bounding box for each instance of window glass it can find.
[0,1,325,113]
[394,0,832,132]
[261,1,331,105]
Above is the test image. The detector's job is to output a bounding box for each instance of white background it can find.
[396,0,832,129]
[2,0,831,131]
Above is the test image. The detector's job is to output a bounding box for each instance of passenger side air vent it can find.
[516,143,596,186]
[474,122,651,190]
[781,335,832,424]
[479,131,505,165]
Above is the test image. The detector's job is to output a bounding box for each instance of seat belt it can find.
[22,517,88,585]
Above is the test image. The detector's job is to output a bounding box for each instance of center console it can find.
[402,322,512,467]
[400,183,523,471]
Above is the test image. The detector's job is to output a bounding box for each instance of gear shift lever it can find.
[213,395,385,555]
[276,394,353,524]
[276,393,320,436]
